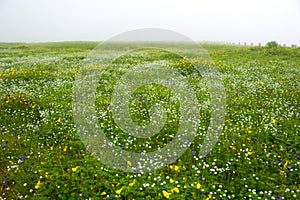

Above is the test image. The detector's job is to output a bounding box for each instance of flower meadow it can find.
[0,42,299,199]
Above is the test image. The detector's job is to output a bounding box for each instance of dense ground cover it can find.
[0,42,299,199]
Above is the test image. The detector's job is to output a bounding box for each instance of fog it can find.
[0,0,299,45]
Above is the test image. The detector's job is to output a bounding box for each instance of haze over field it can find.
[0,0,299,45]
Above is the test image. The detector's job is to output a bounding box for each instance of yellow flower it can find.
[232,146,236,150]
[45,172,49,178]
[72,166,79,172]
[170,178,175,183]
[174,165,179,171]
[196,183,201,189]
[279,170,284,175]
[127,161,132,167]
[163,190,171,198]
[101,191,106,196]
[129,180,136,187]
[35,180,42,189]
[115,187,124,195]
[171,187,179,193]
[206,194,213,200]
[63,146,67,152]
[247,151,253,156]
[57,117,61,123]
[38,169,43,173]
[283,160,289,170]
[272,119,277,125]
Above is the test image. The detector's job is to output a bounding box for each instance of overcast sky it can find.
[0,0,299,45]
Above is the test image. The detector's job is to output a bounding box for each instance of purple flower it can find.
[172,158,177,162]
[192,151,195,155]
[276,195,281,200]
[3,143,7,149]
[279,159,283,163]
[288,167,291,172]
[289,154,293,158]
[297,155,300,160]
[19,155,24,160]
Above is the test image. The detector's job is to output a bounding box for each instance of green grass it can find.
[0,42,299,199]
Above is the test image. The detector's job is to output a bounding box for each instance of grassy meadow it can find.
[0,42,299,199]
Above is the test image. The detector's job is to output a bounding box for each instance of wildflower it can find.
[192,151,195,155]
[272,119,277,125]
[72,166,79,172]
[280,147,286,151]
[35,180,42,189]
[63,146,67,152]
[174,165,179,171]
[283,160,288,170]
[276,195,281,200]
[129,180,136,187]
[171,187,179,193]
[170,178,175,183]
[232,146,236,150]
[127,161,132,167]
[163,190,171,198]
[247,151,253,156]
[196,183,201,189]
[279,170,284,175]
[101,191,106,195]
[279,159,283,163]
[57,117,61,123]
[297,155,300,160]
[115,187,124,195]
[206,194,213,200]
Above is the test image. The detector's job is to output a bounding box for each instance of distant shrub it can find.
[266,41,279,48]
[11,44,29,49]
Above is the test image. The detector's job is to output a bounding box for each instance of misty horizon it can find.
[0,0,299,46]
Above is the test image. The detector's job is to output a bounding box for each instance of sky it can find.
[0,0,299,45]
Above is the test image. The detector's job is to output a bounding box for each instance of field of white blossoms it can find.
[0,42,299,199]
